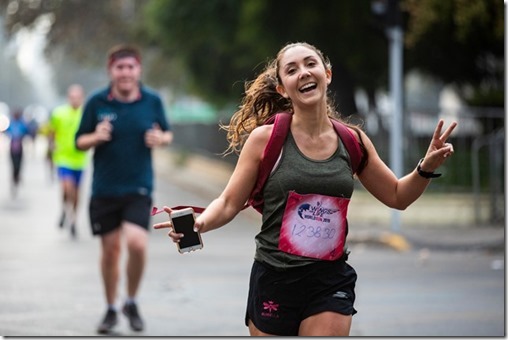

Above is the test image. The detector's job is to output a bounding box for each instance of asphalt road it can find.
[0,138,504,336]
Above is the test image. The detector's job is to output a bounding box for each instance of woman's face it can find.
[276,45,331,109]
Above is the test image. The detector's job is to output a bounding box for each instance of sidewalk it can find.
[154,147,505,253]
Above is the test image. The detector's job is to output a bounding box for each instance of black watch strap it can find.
[417,158,441,178]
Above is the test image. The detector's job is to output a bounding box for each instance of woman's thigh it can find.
[299,311,352,336]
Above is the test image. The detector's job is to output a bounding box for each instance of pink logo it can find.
[263,301,279,313]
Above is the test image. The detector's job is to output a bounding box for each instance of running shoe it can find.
[97,309,117,334]
[58,211,65,228]
[122,302,144,331]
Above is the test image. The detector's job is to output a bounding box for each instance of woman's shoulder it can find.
[249,124,275,144]
[253,123,274,135]
[241,124,275,158]
[344,124,369,144]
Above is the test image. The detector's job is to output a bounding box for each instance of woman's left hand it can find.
[421,119,458,172]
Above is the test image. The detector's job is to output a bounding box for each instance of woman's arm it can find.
[356,119,457,210]
[154,125,273,238]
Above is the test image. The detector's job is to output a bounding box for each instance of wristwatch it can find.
[416,158,441,179]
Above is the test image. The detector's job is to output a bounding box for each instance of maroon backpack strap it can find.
[245,112,292,213]
[331,119,363,174]
[153,118,362,217]
[259,112,292,181]
[151,205,206,216]
[169,205,206,214]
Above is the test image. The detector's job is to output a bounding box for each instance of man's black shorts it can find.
[89,194,152,236]
[245,259,357,336]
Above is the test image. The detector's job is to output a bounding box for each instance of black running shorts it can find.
[245,259,357,336]
[89,194,152,236]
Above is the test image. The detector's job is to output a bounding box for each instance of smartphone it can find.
[169,208,203,253]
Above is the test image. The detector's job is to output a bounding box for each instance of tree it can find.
[142,0,389,116]
[0,0,400,116]
[0,0,144,66]
[2,0,502,111]
[403,0,504,106]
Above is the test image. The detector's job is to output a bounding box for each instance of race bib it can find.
[279,191,349,261]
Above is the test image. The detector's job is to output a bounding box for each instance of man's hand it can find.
[145,123,170,148]
[95,118,113,143]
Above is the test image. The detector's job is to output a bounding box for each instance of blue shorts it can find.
[245,258,357,336]
[57,167,84,186]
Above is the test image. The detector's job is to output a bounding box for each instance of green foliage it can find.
[413,137,493,191]
[142,0,389,115]
[1,0,504,110]
[403,0,504,106]
[143,0,245,105]
[466,87,504,107]
[0,0,146,67]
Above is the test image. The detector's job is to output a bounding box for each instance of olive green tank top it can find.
[254,132,355,269]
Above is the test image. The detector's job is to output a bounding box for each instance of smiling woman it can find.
[152,41,457,337]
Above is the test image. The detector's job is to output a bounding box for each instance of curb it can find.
[347,231,412,252]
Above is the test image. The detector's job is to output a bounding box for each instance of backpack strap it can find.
[246,113,363,213]
[151,205,206,216]
[330,119,363,174]
[152,113,294,216]
[169,205,205,214]
[163,113,363,215]
[246,112,292,213]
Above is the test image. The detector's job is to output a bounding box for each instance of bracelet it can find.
[416,158,441,179]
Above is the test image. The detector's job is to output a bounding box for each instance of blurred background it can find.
[0,0,503,227]
[0,0,505,336]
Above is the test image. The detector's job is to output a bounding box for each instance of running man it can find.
[48,84,89,237]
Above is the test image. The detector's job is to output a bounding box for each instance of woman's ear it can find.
[276,84,289,99]
[326,68,332,85]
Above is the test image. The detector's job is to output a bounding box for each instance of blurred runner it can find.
[48,84,89,238]
[75,44,173,334]
[4,108,30,198]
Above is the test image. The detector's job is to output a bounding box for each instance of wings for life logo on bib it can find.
[279,192,349,261]
[297,202,337,221]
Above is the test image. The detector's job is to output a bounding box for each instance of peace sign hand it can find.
[420,119,458,172]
